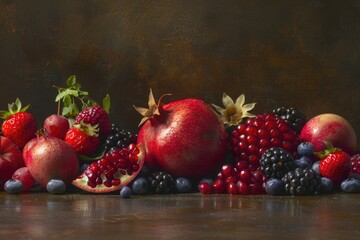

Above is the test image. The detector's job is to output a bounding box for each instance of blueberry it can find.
[120,186,132,198]
[176,177,192,193]
[265,178,284,195]
[294,157,312,169]
[341,178,360,193]
[311,161,321,175]
[320,177,333,194]
[297,142,315,157]
[131,177,148,195]
[4,179,23,194]
[46,179,66,194]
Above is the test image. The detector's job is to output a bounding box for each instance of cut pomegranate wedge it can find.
[72,144,144,193]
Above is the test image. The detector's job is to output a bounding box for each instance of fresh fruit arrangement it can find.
[1,76,360,198]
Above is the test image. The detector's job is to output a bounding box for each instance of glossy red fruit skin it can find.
[2,112,37,148]
[0,136,24,189]
[137,98,228,179]
[198,182,212,194]
[43,114,69,139]
[319,151,351,186]
[12,166,35,192]
[65,127,99,156]
[300,113,357,155]
[213,179,226,194]
[75,106,110,136]
[23,135,79,187]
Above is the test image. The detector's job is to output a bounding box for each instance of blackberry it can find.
[102,124,138,153]
[282,167,322,195]
[272,107,306,133]
[147,171,176,194]
[260,147,295,179]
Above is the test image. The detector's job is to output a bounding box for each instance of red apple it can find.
[300,113,357,154]
[0,136,25,189]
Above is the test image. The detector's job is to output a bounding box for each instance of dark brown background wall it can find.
[1,1,360,138]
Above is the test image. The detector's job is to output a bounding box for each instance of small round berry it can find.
[265,178,284,195]
[213,179,226,194]
[131,177,148,195]
[4,179,23,194]
[294,156,312,169]
[176,177,192,193]
[47,179,66,194]
[340,178,360,193]
[297,142,315,157]
[320,177,333,194]
[311,161,321,175]
[120,186,132,198]
[198,182,212,194]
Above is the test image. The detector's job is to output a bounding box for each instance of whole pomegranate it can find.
[23,133,79,187]
[134,90,228,179]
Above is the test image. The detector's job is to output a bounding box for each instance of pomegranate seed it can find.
[104,180,112,187]
[112,179,121,186]
[129,154,138,163]
[259,138,270,148]
[238,169,252,183]
[270,138,281,146]
[245,126,258,136]
[226,176,237,184]
[250,183,265,195]
[226,182,238,195]
[236,160,248,171]
[270,129,280,137]
[198,182,212,194]
[87,180,97,188]
[265,121,276,131]
[252,170,265,183]
[132,163,140,172]
[248,144,259,154]
[237,181,250,195]
[213,179,226,194]
[247,135,258,145]
[221,164,234,177]
[238,142,248,151]
[237,124,246,133]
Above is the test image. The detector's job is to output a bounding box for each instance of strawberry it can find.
[75,106,110,137]
[65,122,99,156]
[317,142,351,186]
[0,98,37,148]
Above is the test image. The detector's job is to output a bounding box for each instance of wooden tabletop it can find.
[1,192,359,239]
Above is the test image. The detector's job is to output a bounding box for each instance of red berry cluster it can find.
[198,161,267,195]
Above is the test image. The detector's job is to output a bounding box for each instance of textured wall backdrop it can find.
[0,1,360,141]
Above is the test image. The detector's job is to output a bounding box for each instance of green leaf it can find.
[103,94,111,114]
[55,89,79,102]
[62,106,71,116]
[66,75,77,87]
